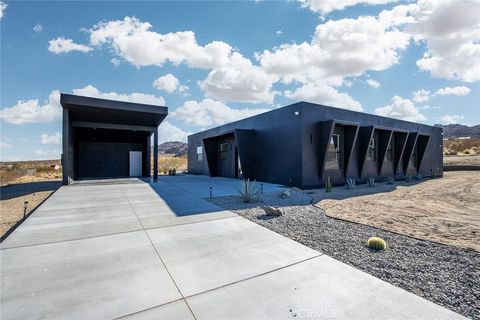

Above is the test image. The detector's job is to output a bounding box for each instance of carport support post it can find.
[153,129,159,181]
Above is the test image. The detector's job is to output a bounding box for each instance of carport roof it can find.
[60,93,168,128]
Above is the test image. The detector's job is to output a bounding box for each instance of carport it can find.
[61,94,168,185]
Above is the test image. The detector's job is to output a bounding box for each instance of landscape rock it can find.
[263,206,284,216]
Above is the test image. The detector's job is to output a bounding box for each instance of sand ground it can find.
[0,180,61,237]
[308,171,480,251]
[444,154,480,166]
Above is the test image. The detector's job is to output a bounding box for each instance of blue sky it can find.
[1,0,479,161]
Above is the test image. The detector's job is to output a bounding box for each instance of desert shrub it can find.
[386,176,395,184]
[325,176,332,193]
[156,156,187,174]
[367,177,375,187]
[346,178,356,190]
[405,175,413,182]
[238,178,260,203]
[367,237,387,250]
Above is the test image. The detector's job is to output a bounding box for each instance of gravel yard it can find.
[209,191,480,319]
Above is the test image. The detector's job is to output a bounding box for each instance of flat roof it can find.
[61,93,168,127]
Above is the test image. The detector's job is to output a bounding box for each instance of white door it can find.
[129,151,142,177]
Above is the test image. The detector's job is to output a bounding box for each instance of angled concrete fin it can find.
[393,131,408,175]
[402,132,419,174]
[317,120,335,182]
[416,134,430,170]
[357,126,375,177]
[233,129,256,179]
[377,129,393,175]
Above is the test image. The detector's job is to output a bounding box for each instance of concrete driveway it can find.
[1,175,465,319]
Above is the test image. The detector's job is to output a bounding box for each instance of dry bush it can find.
[156,155,187,174]
[443,138,480,156]
[0,160,62,186]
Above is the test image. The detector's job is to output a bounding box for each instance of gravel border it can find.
[209,190,480,319]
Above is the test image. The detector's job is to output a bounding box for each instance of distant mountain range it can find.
[158,141,188,157]
[434,124,480,138]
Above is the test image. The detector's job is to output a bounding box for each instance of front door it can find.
[129,151,142,177]
[217,137,236,178]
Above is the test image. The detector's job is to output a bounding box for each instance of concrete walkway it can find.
[1,176,465,319]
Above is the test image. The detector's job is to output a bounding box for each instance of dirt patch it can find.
[0,180,61,238]
[309,171,480,251]
[444,154,480,167]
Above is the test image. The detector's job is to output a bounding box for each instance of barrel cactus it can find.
[367,237,387,250]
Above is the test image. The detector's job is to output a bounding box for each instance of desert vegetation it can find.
[443,138,480,156]
[0,160,62,186]
[156,155,187,175]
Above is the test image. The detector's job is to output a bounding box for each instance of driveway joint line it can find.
[112,298,186,319]
[119,184,198,320]
[0,228,145,251]
[183,254,324,300]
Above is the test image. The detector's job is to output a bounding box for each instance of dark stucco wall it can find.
[188,103,304,187]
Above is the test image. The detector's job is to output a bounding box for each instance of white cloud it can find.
[1,86,165,124]
[259,14,410,87]
[298,0,396,15]
[408,0,480,82]
[48,37,93,54]
[276,30,283,35]
[435,86,471,96]
[199,53,277,104]
[153,74,180,93]
[284,84,363,111]
[157,121,191,143]
[0,142,12,149]
[375,96,426,122]
[72,85,165,106]
[33,149,61,160]
[172,98,270,127]
[40,132,62,145]
[412,89,431,102]
[89,17,233,69]
[0,1,7,20]
[88,17,277,104]
[439,114,464,125]
[366,79,381,88]
[33,23,43,33]
[0,90,62,124]
[110,58,121,66]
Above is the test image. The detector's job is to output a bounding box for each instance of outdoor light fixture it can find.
[23,201,29,220]
[294,111,300,115]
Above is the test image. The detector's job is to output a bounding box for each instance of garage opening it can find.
[61,94,168,185]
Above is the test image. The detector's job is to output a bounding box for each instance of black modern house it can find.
[61,94,168,185]
[188,102,443,189]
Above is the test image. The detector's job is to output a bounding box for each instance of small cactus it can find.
[367,237,387,250]
[325,176,332,193]
[346,178,356,190]
[367,177,375,187]
[386,176,394,185]
[415,173,422,181]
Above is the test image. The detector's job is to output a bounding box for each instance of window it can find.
[220,143,228,160]
[367,136,377,161]
[325,134,340,170]
[386,140,393,161]
[196,146,203,161]
[411,145,417,167]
